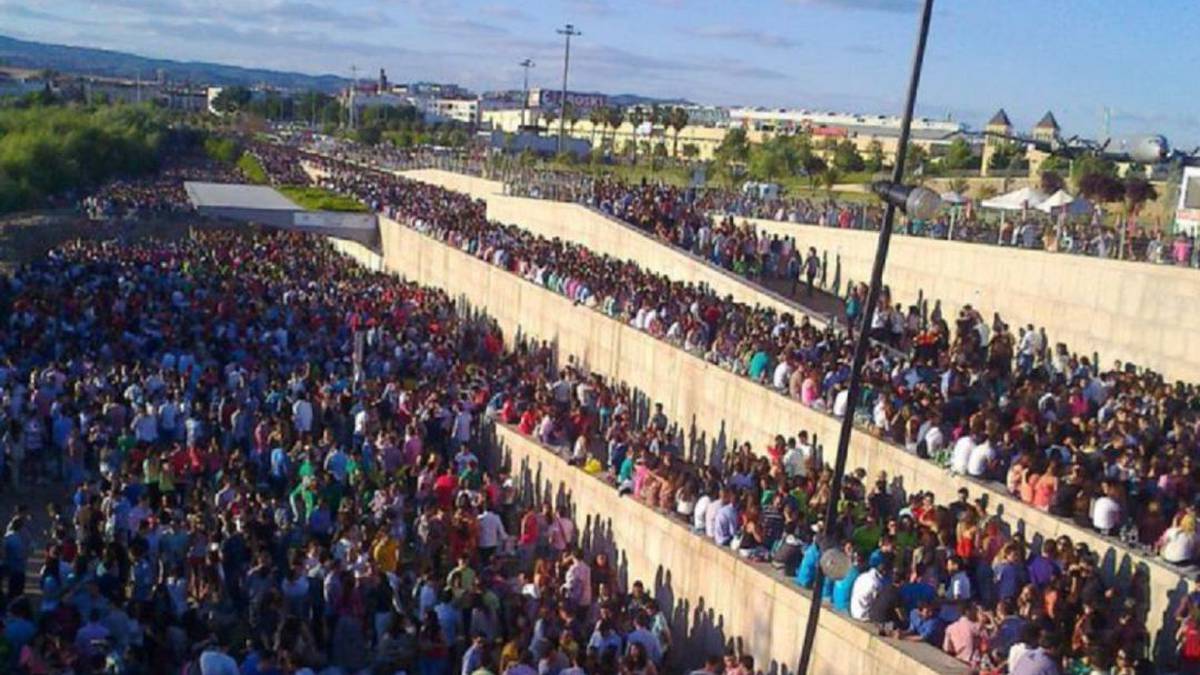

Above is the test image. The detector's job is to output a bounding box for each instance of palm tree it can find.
[627,106,646,164]
[948,177,970,196]
[606,106,625,151]
[589,106,607,149]
[668,107,690,159]
[564,101,580,138]
[540,109,557,131]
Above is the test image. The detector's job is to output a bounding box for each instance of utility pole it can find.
[349,64,358,130]
[519,58,535,131]
[556,24,581,155]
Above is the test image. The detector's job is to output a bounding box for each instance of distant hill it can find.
[0,34,349,91]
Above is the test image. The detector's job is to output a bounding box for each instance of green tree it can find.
[211,86,252,114]
[941,137,979,171]
[987,141,1021,170]
[865,140,885,172]
[668,106,690,158]
[681,143,700,161]
[832,140,866,173]
[356,124,383,146]
[820,167,841,193]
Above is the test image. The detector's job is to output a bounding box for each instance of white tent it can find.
[940,191,969,205]
[980,186,1048,211]
[1036,189,1092,216]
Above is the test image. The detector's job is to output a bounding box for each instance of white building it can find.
[728,107,963,136]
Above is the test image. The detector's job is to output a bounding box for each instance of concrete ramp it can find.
[185,181,379,248]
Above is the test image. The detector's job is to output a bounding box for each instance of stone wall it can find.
[368,215,1189,654]
[492,424,968,675]
[737,216,1200,382]
[398,170,814,321]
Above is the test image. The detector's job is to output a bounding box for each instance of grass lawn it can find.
[278,185,369,212]
[236,152,268,185]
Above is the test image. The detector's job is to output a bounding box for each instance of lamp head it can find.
[871,181,942,220]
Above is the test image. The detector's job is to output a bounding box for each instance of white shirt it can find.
[1090,496,1122,531]
[849,568,884,620]
[949,436,975,475]
[833,389,849,418]
[923,426,945,455]
[453,410,472,442]
[966,441,996,477]
[949,570,972,600]
[1161,526,1196,564]
[693,495,712,531]
[772,362,792,390]
[783,445,811,478]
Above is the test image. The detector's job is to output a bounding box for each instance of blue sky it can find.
[3,0,1199,145]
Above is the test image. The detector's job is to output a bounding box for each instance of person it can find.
[1010,633,1062,675]
[901,601,945,647]
[849,559,888,621]
[942,602,984,665]
[804,247,820,298]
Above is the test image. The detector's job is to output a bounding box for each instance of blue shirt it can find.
[795,543,820,588]
[713,504,739,547]
[907,609,945,646]
[899,580,936,612]
[832,568,860,613]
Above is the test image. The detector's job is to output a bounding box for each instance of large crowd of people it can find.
[304,149,1197,673]
[10,136,1195,673]
[80,158,240,222]
[0,228,738,674]
[307,149,1200,573]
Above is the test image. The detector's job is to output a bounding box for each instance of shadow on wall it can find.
[482,424,795,675]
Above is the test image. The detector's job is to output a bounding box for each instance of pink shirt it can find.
[942,616,980,664]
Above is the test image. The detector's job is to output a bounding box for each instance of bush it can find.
[0,103,168,213]
[277,185,368,212]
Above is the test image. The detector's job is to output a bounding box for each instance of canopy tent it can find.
[1036,189,1093,216]
[980,186,1048,211]
[940,191,969,205]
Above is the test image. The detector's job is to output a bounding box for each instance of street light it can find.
[556,23,581,155]
[794,0,937,672]
[518,58,535,130]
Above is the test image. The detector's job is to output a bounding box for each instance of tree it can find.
[540,109,557,131]
[627,107,646,163]
[977,184,999,200]
[715,127,750,165]
[832,140,865,173]
[1040,170,1066,195]
[1039,155,1068,175]
[681,143,700,161]
[1078,172,1124,204]
[211,86,252,115]
[988,141,1021,170]
[563,101,580,136]
[947,177,970,196]
[865,140,884,172]
[668,106,690,158]
[652,142,668,171]
[803,156,827,188]
[589,106,607,147]
[1124,176,1158,216]
[820,167,841,193]
[605,106,624,151]
[904,143,929,178]
[356,124,383,146]
[1072,155,1118,194]
[942,137,979,171]
[621,139,638,163]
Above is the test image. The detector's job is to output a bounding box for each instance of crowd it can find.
[0,227,748,674]
[248,142,316,187]
[306,149,1200,574]
[80,158,239,221]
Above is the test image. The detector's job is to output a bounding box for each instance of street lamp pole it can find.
[794,0,936,672]
[519,58,535,130]
[556,23,581,155]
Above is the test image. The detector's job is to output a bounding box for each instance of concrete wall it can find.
[397,168,1200,383]
[370,215,1189,653]
[492,424,967,675]
[738,216,1200,382]
[398,170,816,321]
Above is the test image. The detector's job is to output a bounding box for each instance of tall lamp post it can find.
[518,58,535,130]
[556,23,581,155]
[794,0,939,672]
